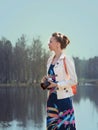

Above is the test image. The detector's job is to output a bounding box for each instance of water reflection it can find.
[0,85,98,130]
[0,86,46,130]
[74,85,98,111]
[73,85,98,130]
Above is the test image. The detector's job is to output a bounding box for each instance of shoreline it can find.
[0,83,98,87]
[0,83,40,87]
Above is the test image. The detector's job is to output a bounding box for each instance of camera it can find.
[40,78,52,90]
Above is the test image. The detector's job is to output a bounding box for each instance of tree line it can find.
[0,35,98,84]
[74,56,98,80]
[0,35,49,84]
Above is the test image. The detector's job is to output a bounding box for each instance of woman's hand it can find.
[41,75,48,83]
[47,81,57,89]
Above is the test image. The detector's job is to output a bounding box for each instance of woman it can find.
[41,32,77,130]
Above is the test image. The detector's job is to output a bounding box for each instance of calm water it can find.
[0,85,98,130]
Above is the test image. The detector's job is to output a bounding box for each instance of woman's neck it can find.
[52,50,62,65]
[54,50,62,58]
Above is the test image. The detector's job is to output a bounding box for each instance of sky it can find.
[0,0,98,59]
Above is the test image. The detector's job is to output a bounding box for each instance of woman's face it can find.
[48,36,60,51]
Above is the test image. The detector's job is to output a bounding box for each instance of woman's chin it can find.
[49,47,52,51]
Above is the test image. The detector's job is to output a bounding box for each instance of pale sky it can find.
[0,0,98,59]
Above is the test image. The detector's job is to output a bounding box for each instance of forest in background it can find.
[0,35,98,85]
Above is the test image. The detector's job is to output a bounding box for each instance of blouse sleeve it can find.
[57,56,78,88]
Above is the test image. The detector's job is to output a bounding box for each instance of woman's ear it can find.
[57,42,61,49]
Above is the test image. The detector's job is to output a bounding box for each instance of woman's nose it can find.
[48,42,50,46]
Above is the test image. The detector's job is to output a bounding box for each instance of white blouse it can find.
[47,52,78,99]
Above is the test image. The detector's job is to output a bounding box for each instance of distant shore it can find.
[0,83,40,87]
[0,79,98,87]
[79,78,98,86]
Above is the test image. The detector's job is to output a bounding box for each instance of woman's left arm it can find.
[57,57,78,88]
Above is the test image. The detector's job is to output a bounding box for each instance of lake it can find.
[0,85,98,130]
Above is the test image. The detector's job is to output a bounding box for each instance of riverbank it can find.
[0,83,40,87]
[79,78,98,86]
[0,81,98,87]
